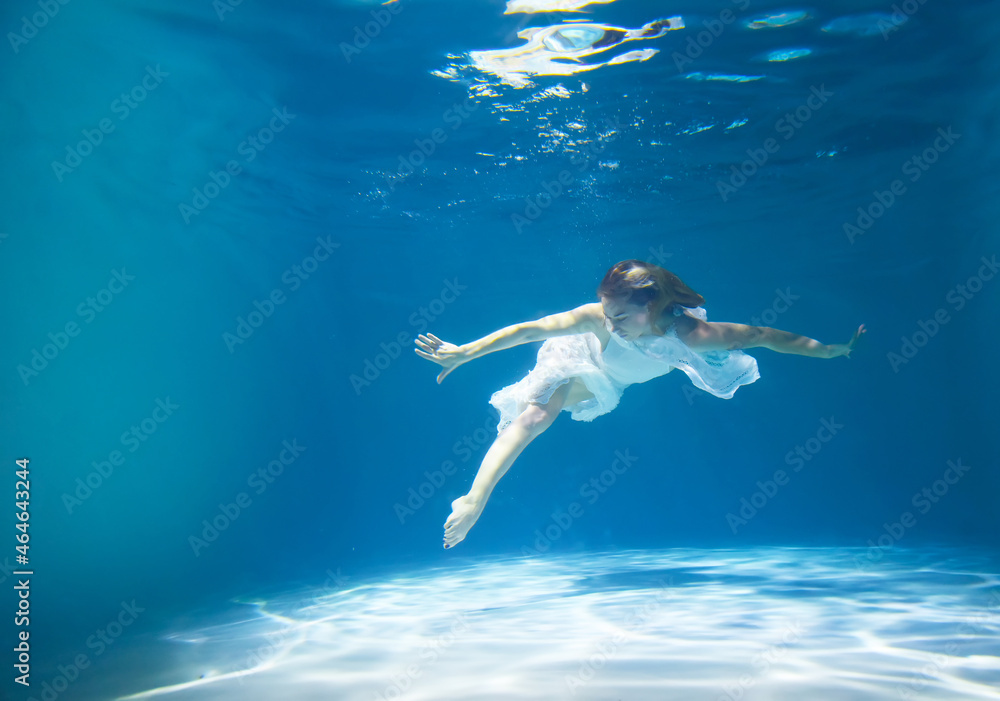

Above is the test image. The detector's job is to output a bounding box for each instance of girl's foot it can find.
[443,495,483,549]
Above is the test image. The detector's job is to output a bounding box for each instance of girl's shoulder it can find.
[575,302,611,348]
[578,301,605,319]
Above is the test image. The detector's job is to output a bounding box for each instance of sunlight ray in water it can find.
[120,548,1000,701]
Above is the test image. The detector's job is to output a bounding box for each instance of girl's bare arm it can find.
[677,316,866,359]
[462,303,605,359]
[415,303,606,382]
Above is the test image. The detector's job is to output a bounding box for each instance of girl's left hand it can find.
[835,324,866,358]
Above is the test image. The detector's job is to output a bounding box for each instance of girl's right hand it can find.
[414,333,469,383]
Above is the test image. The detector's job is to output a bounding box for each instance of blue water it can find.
[1,0,998,699]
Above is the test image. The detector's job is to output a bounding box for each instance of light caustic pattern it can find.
[464,17,685,88]
[419,4,920,187]
[437,5,916,94]
[120,548,1000,701]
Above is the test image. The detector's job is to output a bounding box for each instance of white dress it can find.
[489,306,760,432]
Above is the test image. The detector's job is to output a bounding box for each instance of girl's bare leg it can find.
[444,380,591,548]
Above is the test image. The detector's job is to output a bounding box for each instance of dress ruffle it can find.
[489,332,624,433]
[488,306,759,433]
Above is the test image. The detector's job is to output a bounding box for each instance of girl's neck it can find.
[650,304,678,335]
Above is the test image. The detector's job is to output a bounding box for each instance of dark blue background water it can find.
[1,0,997,698]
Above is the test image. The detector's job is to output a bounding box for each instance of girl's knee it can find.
[517,382,571,435]
[518,401,560,434]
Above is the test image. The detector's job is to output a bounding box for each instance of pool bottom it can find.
[78,547,1000,700]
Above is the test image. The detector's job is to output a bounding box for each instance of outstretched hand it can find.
[837,324,866,358]
[414,333,469,383]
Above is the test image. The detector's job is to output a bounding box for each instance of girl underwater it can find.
[415,260,866,549]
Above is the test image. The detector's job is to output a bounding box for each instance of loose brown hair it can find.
[597,260,705,333]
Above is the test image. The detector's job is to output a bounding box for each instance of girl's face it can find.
[601,296,652,340]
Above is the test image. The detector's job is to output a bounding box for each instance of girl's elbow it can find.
[735,325,768,350]
[511,323,540,344]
